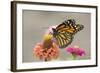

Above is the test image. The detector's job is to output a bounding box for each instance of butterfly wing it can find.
[56,19,76,34]
[54,32,73,48]
[73,24,84,34]
[52,19,84,48]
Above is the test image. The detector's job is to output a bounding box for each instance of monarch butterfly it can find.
[52,19,84,48]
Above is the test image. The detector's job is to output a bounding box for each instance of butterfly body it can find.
[52,28,59,36]
[52,19,84,48]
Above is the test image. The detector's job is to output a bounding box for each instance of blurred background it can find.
[22,10,91,62]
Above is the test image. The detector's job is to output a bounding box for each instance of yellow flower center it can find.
[43,34,53,41]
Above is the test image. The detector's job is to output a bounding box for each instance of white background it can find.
[0,0,99,73]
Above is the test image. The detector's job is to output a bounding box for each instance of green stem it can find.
[45,58,47,61]
[72,54,77,60]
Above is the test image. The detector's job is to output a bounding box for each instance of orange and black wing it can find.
[52,19,84,48]
[54,32,73,48]
[56,19,77,34]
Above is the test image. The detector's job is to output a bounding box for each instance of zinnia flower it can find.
[66,46,85,60]
[33,34,60,61]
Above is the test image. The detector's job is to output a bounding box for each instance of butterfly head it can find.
[52,28,59,36]
[45,25,57,35]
